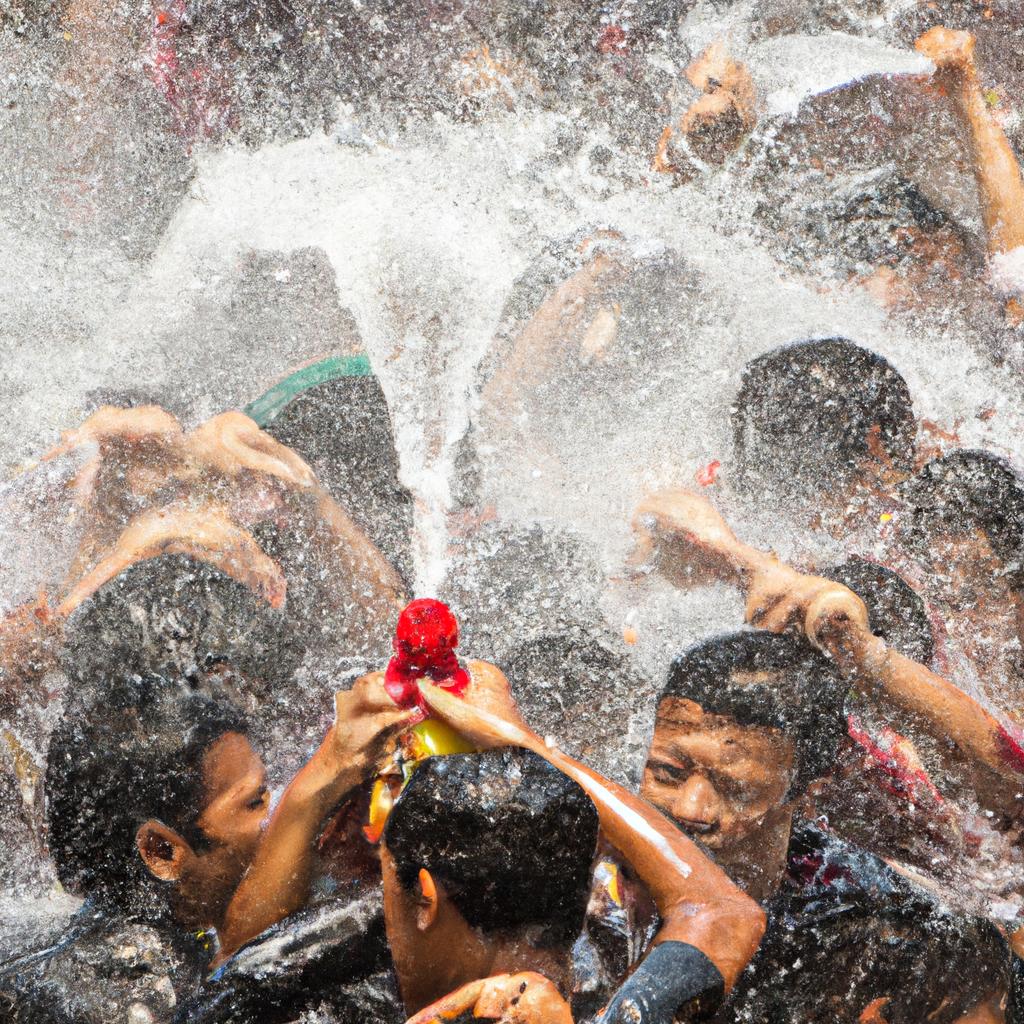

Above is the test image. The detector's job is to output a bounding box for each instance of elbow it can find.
[659,890,767,993]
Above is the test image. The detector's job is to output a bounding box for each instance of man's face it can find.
[640,697,794,856]
[182,732,269,924]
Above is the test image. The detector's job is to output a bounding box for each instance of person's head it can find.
[62,554,302,705]
[262,374,414,588]
[503,630,646,785]
[732,338,916,506]
[899,450,1024,611]
[380,747,599,1010]
[46,674,268,930]
[641,632,846,863]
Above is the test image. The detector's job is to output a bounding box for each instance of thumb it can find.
[419,683,532,747]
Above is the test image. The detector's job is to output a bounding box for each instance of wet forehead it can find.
[651,698,794,770]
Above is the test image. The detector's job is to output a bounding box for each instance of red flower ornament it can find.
[384,598,470,711]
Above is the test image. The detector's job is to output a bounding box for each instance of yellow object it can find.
[364,719,475,842]
[879,513,893,523]
[406,719,476,760]
[595,858,623,906]
[364,777,395,843]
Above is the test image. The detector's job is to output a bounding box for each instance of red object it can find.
[695,460,721,487]
[384,598,470,710]
[996,722,1024,775]
[847,715,943,807]
[598,23,629,55]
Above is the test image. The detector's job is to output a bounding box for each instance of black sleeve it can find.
[173,889,397,1024]
[596,941,724,1024]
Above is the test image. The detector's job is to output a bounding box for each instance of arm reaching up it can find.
[215,674,417,963]
[633,488,1024,807]
[420,666,766,999]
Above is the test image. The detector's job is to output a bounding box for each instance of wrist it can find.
[741,547,790,588]
[599,942,724,1023]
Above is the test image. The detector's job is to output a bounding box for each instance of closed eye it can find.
[648,760,692,783]
[247,787,269,811]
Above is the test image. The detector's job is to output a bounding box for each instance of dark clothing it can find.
[181,861,653,1024]
[720,821,1011,1024]
[0,904,211,1024]
[176,888,399,1024]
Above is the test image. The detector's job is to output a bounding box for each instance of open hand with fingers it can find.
[330,671,424,781]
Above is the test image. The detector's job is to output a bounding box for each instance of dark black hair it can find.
[899,449,1024,586]
[46,674,248,919]
[819,557,934,665]
[659,631,847,796]
[263,376,414,588]
[61,554,302,699]
[732,338,916,499]
[502,630,645,784]
[383,747,599,948]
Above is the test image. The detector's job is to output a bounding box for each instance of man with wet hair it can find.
[62,554,303,702]
[1,671,410,1024]
[645,631,844,894]
[1,676,265,1022]
[901,448,1024,596]
[184,653,764,1024]
[634,488,1024,1021]
[732,337,916,509]
[642,630,1009,1023]
[381,747,600,1021]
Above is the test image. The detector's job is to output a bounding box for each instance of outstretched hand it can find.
[630,488,749,583]
[633,487,870,656]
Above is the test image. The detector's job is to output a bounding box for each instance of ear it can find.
[416,868,439,932]
[136,820,192,883]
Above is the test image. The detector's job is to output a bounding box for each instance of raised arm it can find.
[420,668,766,999]
[215,674,416,963]
[633,488,1024,804]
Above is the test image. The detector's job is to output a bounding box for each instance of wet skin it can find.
[379,842,571,1015]
[640,698,799,902]
[149,732,270,931]
[193,733,270,914]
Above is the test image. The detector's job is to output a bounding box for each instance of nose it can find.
[669,772,723,829]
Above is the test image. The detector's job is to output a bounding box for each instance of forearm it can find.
[217,744,358,959]
[526,738,764,990]
[845,634,1024,790]
[948,67,1024,254]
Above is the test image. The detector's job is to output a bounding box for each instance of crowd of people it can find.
[2,325,1024,1024]
[2,4,1024,1011]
